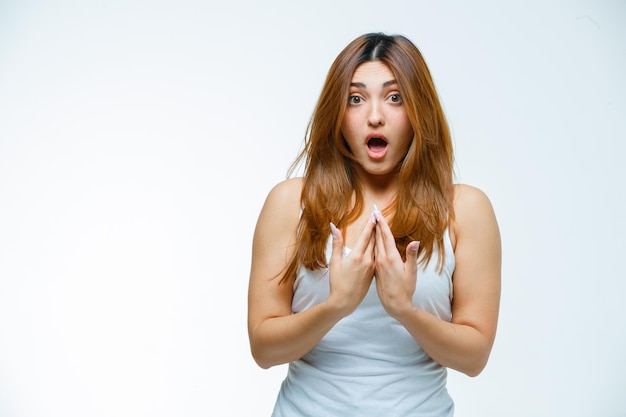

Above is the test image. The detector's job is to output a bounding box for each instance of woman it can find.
[248,33,501,416]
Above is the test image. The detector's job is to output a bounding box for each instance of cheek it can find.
[405,125,415,142]
[400,114,414,139]
[339,120,356,153]
[341,115,358,140]
[391,114,414,140]
[399,120,415,151]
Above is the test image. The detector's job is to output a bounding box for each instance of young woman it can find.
[248,33,501,416]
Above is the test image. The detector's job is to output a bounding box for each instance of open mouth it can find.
[367,137,388,152]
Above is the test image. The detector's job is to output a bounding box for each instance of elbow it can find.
[255,360,274,370]
[251,350,274,370]
[455,330,495,377]
[454,361,486,378]
[250,343,271,369]
[458,351,491,377]
[446,338,492,377]
[463,364,485,378]
[250,339,281,370]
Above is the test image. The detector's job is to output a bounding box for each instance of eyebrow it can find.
[350,79,398,89]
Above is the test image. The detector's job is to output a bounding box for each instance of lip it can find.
[366,132,388,160]
[366,132,388,143]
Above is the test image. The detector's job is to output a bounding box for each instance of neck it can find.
[355,173,399,213]
[356,166,398,215]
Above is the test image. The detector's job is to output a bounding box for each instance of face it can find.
[341,61,414,177]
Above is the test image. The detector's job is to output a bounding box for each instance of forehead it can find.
[350,61,395,84]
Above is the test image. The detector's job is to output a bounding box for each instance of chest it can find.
[342,212,377,249]
[292,235,455,321]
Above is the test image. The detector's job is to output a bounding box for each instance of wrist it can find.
[387,301,419,323]
[320,296,351,321]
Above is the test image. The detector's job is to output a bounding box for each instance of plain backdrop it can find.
[1,1,625,416]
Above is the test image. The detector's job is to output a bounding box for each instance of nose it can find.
[367,101,385,127]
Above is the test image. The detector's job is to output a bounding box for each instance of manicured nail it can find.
[372,204,382,222]
[409,241,420,253]
[330,222,340,239]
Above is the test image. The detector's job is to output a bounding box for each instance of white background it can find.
[1,1,625,416]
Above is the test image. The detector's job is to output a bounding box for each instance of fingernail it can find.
[372,204,382,221]
[330,222,339,239]
[409,241,420,252]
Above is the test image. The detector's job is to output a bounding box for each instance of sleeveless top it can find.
[271,231,456,417]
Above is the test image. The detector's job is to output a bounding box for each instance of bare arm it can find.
[247,178,376,369]
[374,184,501,376]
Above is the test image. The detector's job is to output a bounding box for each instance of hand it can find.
[372,207,420,319]
[326,218,376,317]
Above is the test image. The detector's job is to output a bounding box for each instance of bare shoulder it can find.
[266,177,304,205]
[453,183,493,211]
[254,177,304,246]
[451,184,499,246]
[261,177,303,220]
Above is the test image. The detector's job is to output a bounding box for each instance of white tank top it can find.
[271,231,455,417]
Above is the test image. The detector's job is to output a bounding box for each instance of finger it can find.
[329,222,344,265]
[374,217,386,259]
[350,212,376,254]
[372,205,395,255]
[405,241,420,276]
[365,226,376,260]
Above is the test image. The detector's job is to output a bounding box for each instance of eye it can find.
[348,95,363,105]
[388,93,402,104]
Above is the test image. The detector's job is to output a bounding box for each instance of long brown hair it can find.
[282,33,454,284]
